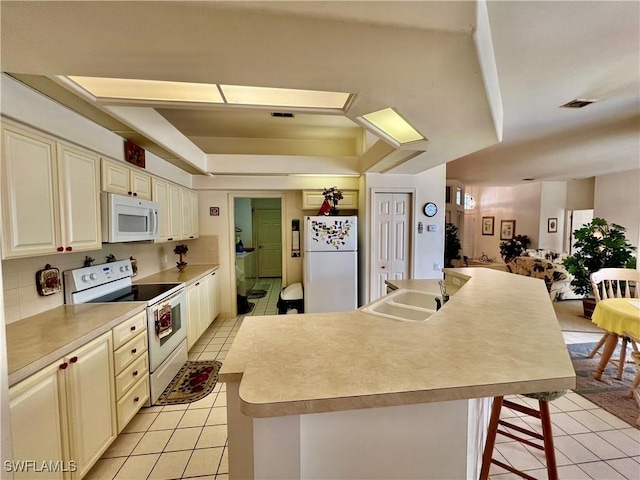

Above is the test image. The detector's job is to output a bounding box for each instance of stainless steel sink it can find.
[361,289,440,322]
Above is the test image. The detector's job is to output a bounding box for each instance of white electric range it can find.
[64,260,187,405]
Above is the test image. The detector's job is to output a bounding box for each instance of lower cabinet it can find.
[9,331,116,480]
[186,270,221,350]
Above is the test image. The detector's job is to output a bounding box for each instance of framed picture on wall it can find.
[548,217,558,233]
[482,216,495,236]
[500,220,516,240]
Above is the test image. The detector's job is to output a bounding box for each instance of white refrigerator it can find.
[303,215,357,313]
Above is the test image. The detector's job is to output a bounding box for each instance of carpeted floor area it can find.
[554,299,606,333]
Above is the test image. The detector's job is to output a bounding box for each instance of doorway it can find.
[566,209,594,254]
[233,196,284,316]
[370,192,413,301]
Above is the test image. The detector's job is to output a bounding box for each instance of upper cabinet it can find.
[1,123,102,259]
[302,190,359,211]
[101,157,152,200]
[152,177,199,243]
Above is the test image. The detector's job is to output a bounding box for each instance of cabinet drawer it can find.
[114,333,147,373]
[113,311,147,350]
[116,374,149,433]
[115,354,148,399]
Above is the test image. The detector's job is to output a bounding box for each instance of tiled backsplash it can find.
[2,235,219,324]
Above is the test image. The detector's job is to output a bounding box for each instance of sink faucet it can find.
[438,280,450,309]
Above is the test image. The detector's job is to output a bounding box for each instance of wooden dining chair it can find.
[588,268,640,380]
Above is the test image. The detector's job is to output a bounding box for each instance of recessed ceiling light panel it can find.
[68,76,225,103]
[360,107,425,145]
[220,85,351,109]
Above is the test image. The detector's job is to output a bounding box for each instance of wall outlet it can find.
[452,277,461,286]
[433,263,442,271]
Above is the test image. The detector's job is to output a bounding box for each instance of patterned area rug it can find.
[568,343,639,428]
[247,289,268,299]
[155,360,222,405]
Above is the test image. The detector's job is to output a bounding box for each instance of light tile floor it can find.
[87,298,640,479]
[245,277,281,316]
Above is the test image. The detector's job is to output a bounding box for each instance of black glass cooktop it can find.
[88,283,181,304]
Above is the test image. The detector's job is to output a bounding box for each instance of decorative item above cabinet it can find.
[302,190,358,210]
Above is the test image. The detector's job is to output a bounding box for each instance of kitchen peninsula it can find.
[219,267,576,479]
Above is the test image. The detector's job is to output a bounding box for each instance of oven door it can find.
[147,289,186,372]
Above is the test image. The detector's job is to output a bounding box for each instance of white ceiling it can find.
[1,1,638,186]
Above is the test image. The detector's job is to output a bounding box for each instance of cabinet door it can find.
[9,362,67,480]
[130,169,152,200]
[57,144,102,252]
[63,332,116,479]
[168,183,183,241]
[152,178,170,242]
[199,277,211,333]
[186,282,201,350]
[101,158,130,196]
[1,124,61,258]
[210,271,220,319]
[182,188,194,239]
[190,190,199,239]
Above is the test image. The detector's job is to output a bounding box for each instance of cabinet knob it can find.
[133,192,138,197]
[70,356,78,363]
[189,236,194,239]
[134,396,140,403]
[59,362,68,370]
[130,325,136,331]
[131,348,137,354]
[133,370,138,377]
[57,247,64,252]
[66,246,73,252]
[128,191,132,195]
[167,237,173,241]
[195,282,199,286]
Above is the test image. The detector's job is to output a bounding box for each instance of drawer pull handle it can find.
[167,237,173,241]
[131,348,137,354]
[130,325,136,331]
[133,370,138,377]
[70,356,78,363]
[59,362,68,370]
[134,396,140,403]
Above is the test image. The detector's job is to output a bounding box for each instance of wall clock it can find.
[423,202,437,217]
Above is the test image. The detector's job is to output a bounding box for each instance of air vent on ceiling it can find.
[560,99,597,109]
[271,112,295,118]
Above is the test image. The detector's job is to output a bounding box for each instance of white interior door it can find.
[568,209,594,254]
[371,193,411,301]
[256,209,282,278]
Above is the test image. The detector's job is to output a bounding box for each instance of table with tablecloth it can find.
[591,298,640,381]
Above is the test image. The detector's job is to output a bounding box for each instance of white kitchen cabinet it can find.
[181,187,197,240]
[168,182,183,242]
[302,189,359,210]
[190,190,200,240]
[186,271,219,350]
[1,123,101,259]
[101,157,152,200]
[152,177,170,242]
[9,362,67,480]
[9,331,116,480]
[112,311,149,433]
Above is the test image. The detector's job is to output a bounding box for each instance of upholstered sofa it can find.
[506,251,582,301]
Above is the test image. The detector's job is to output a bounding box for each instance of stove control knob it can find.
[119,265,129,273]
[90,273,98,280]
[81,275,90,282]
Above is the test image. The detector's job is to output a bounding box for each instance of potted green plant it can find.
[562,218,636,317]
[444,223,461,268]
[499,234,531,263]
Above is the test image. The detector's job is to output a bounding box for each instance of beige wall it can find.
[566,178,595,211]
[595,168,640,249]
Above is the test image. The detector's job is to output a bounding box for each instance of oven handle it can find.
[148,288,186,312]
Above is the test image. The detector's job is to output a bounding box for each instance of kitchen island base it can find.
[227,382,492,480]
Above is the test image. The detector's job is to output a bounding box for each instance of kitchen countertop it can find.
[220,267,576,418]
[6,263,219,387]
[6,302,146,386]
[134,264,218,286]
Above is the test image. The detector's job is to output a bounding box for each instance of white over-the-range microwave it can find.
[101,192,160,243]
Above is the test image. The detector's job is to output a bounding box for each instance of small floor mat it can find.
[155,360,222,405]
[247,289,268,299]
